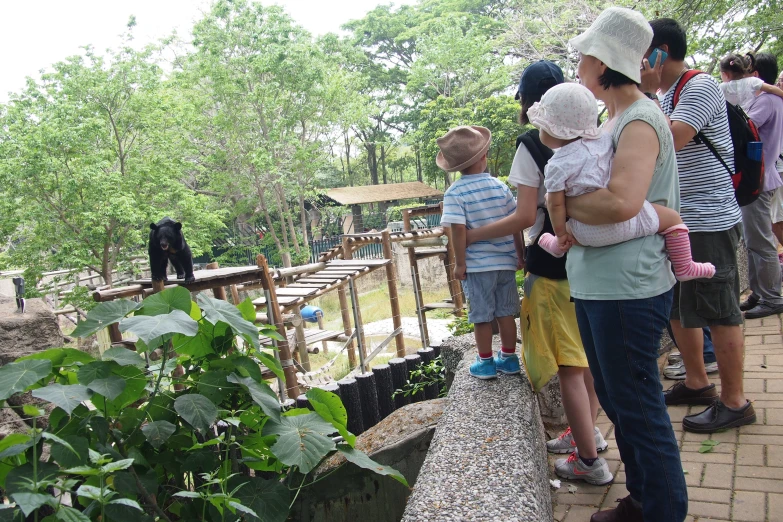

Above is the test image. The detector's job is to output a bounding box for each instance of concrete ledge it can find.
[402,335,553,522]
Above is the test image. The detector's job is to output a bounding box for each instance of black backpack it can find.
[673,70,765,206]
[516,129,567,280]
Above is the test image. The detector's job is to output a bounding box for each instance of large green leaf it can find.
[71,300,141,338]
[87,376,126,401]
[262,413,336,473]
[50,436,89,468]
[0,506,23,522]
[255,351,284,382]
[138,287,192,316]
[230,476,289,522]
[76,361,115,385]
[91,366,147,415]
[32,384,91,415]
[119,310,198,344]
[0,360,52,400]
[226,374,280,423]
[141,421,176,450]
[337,444,408,486]
[0,435,34,460]
[197,294,260,348]
[17,348,94,367]
[306,388,355,447]
[101,347,145,367]
[147,394,176,423]
[196,370,236,405]
[10,492,51,516]
[55,505,91,522]
[172,328,215,359]
[174,394,218,434]
[237,297,257,323]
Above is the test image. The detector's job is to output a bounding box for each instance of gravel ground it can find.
[360,316,452,346]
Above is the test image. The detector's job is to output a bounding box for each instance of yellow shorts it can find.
[521,275,588,392]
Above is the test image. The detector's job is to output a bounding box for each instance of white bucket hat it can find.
[526,83,602,141]
[569,7,653,84]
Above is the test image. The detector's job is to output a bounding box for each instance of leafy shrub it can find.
[392,356,446,399]
[0,287,405,521]
[448,314,474,336]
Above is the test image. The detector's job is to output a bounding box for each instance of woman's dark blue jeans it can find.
[575,289,688,522]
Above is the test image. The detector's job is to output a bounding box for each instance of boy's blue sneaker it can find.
[495,352,521,375]
[469,356,498,380]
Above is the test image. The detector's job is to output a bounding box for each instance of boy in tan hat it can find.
[438,125,525,379]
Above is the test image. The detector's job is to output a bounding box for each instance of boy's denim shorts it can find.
[462,270,520,324]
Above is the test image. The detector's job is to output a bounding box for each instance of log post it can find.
[403,210,430,347]
[230,285,241,305]
[205,262,228,300]
[257,254,300,399]
[442,223,464,316]
[381,230,405,357]
[316,313,329,354]
[341,238,367,360]
[337,286,357,369]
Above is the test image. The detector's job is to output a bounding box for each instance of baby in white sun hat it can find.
[532,82,715,281]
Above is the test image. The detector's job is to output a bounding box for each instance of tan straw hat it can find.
[436,125,492,173]
[569,7,652,84]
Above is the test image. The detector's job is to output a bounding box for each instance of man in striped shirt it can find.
[641,18,755,433]
[437,125,525,380]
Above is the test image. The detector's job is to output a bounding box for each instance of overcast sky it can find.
[0,0,417,102]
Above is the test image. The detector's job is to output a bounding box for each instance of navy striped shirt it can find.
[441,173,518,272]
[661,73,741,232]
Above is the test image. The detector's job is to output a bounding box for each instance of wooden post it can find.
[338,286,357,369]
[108,324,123,344]
[381,230,405,357]
[316,313,329,354]
[403,210,430,347]
[257,254,300,399]
[341,238,367,360]
[230,285,241,305]
[442,224,464,316]
[205,262,228,300]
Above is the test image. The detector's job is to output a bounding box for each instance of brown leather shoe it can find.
[590,495,644,522]
[663,381,718,406]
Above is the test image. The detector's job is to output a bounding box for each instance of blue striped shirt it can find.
[441,173,518,272]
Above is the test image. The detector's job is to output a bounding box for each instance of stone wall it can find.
[0,297,63,365]
[404,334,552,522]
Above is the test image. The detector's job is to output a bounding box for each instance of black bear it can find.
[148,217,195,283]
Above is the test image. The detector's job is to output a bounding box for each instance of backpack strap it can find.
[672,70,733,177]
[672,70,704,108]
[516,129,553,207]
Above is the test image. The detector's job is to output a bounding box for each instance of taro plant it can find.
[0,287,406,521]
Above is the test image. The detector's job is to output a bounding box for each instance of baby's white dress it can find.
[544,133,659,247]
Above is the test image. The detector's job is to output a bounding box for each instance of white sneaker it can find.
[664,360,719,380]
[554,451,614,485]
[546,426,608,454]
[667,351,682,365]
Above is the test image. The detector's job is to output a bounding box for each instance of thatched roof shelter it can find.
[325,182,443,206]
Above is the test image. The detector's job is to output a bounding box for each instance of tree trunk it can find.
[298,193,310,249]
[271,185,292,254]
[276,182,301,255]
[444,171,452,189]
[381,145,387,184]
[257,186,283,252]
[366,143,379,185]
[415,148,423,182]
[344,132,353,187]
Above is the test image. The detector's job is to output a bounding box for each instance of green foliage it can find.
[448,314,475,336]
[0,287,406,520]
[392,356,447,399]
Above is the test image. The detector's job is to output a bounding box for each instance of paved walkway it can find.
[552,314,783,522]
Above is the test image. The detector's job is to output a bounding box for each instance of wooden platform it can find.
[253,259,391,312]
[131,266,265,286]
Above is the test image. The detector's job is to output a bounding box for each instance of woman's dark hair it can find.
[598,67,638,89]
[518,93,537,126]
[649,18,687,61]
[720,53,752,80]
[751,52,780,85]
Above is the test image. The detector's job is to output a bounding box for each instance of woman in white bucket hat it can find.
[558,7,689,522]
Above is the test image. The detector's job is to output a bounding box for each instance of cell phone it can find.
[648,48,668,67]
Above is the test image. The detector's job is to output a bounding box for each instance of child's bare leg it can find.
[496,315,517,354]
[474,322,494,359]
[559,366,598,459]
[651,203,716,281]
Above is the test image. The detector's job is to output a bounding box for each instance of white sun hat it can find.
[569,7,653,84]
[526,83,602,141]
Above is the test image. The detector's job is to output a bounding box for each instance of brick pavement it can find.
[552,315,783,522]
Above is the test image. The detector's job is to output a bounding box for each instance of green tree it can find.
[0,43,223,287]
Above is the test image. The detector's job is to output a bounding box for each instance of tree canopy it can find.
[1,0,780,282]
